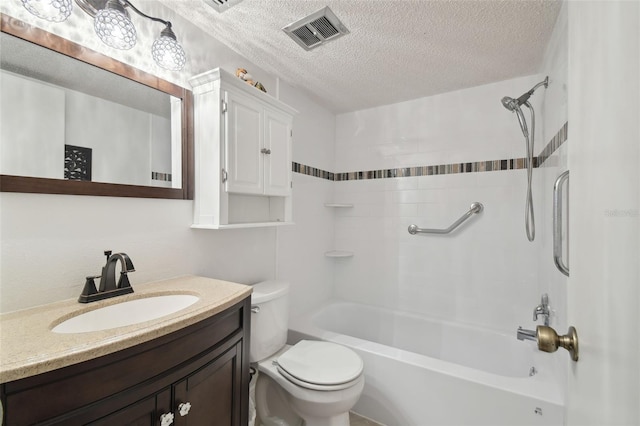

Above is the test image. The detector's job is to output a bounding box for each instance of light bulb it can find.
[151,26,186,71]
[94,0,136,50]
[22,0,72,22]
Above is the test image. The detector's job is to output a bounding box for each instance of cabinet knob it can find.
[178,402,192,416]
[160,412,174,426]
[260,148,271,155]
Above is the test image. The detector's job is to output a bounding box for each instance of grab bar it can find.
[553,171,570,276]
[408,202,483,235]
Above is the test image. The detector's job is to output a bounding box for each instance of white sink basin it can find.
[52,295,199,334]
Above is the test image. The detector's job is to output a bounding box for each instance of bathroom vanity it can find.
[0,276,252,425]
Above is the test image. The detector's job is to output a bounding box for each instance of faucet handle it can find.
[104,250,112,260]
[541,293,549,306]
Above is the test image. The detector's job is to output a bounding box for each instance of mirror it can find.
[0,14,193,199]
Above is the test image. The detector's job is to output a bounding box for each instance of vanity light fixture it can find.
[21,0,73,22]
[21,0,187,71]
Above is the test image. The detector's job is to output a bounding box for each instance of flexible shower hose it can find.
[524,105,536,241]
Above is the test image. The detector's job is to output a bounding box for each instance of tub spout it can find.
[533,293,550,326]
[517,326,537,342]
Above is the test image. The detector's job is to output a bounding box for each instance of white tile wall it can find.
[332,27,568,335]
[332,170,545,333]
[335,75,545,173]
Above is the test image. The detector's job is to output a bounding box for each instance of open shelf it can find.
[191,221,294,230]
[324,250,354,258]
[324,203,354,208]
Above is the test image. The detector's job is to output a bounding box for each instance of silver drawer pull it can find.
[260,148,271,155]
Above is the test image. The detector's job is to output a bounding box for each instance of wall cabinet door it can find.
[264,108,292,196]
[224,90,263,195]
[189,68,296,228]
[224,90,292,197]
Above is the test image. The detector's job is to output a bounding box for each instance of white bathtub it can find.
[288,301,564,426]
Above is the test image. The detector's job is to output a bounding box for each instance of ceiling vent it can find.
[282,6,350,51]
[204,0,244,13]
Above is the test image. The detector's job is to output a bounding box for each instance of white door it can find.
[224,90,264,195]
[566,2,639,425]
[263,108,292,196]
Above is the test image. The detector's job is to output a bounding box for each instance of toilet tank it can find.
[250,280,290,363]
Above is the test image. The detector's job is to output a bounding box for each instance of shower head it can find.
[501,96,529,137]
[501,76,549,111]
[501,96,519,111]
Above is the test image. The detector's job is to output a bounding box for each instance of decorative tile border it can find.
[291,163,334,181]
[293,122,567,182]
[537,121,568,165]
[151,171,172,182]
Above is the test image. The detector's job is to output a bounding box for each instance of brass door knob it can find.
[537,325,579,361]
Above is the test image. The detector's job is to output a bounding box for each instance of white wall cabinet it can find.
[189,68,296,229]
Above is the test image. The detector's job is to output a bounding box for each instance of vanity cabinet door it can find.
[1,299,250,426]
[173,342,242,426]
[89,389,171,426]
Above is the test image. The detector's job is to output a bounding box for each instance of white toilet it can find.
[250,281,364,426]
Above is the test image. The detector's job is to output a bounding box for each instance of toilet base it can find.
[255,367,363,426]
[296,412,350,426]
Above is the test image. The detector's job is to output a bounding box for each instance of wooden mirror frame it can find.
[0,14,193,199]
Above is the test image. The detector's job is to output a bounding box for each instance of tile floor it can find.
[350,412,385,426]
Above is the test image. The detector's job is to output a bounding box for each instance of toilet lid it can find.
[276,340,363,387]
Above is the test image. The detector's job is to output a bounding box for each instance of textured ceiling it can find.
[159,0,562,113]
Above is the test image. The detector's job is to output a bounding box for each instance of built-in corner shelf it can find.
[324,203,354,208]
[324,250,354,258]
[191,221,295,230]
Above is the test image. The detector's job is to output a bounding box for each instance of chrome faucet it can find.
[79,250,135,303]
[533,293,550,326]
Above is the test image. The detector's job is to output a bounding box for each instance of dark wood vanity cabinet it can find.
[1,298,251,426]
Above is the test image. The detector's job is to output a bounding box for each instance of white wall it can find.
[0,1,335,313]
[534,0,569,391]
[0,70,65,179]
[64,88,154,185]
[567,1,639,424]
[276,81,336,319]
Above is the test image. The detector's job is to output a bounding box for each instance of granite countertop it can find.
[0,275,252,383]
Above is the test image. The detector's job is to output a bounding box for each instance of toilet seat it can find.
[275,340,363,391]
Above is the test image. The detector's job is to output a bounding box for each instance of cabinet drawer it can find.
[2,300,247,425]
